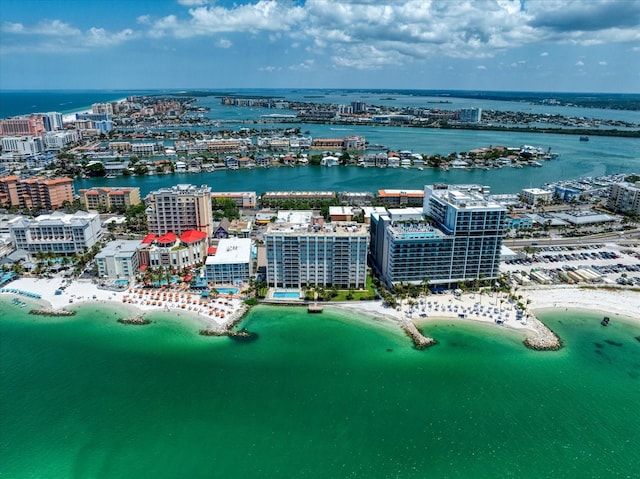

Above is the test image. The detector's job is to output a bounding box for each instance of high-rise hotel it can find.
[370,184,506,288]
[145,184,214,237]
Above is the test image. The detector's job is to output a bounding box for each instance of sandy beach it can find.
[3,277,638,345]
[1,277,247,329]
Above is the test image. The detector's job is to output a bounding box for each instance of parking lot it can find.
[501,243,640,287]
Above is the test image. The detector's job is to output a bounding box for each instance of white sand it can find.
[328,285,640,337]
[521,285,640,320]
[329,290,538,334]
[2,277,246,328]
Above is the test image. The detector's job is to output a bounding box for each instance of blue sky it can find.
[1,0,639,92]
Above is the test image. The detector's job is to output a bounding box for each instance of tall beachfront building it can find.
[145,184,213,237]
[370,184,506,289]
[0,176,74,211]
[0,115,46,136]
[264,217,369,289]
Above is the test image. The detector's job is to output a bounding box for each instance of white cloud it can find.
[477,65,487,70]
[540,51,549,56]
[1,22,24,33]
[598,60,608,65]
[217,38,232,48]
[0,18,136,53]
[151,1,306,38]
[178,0,209,5]
[575,60,585,66]
[137,15,152,25]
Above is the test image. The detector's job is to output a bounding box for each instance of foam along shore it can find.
[1,277,247,330]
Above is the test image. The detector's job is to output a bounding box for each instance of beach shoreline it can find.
[2,277,638,347]
[0,277,246,330]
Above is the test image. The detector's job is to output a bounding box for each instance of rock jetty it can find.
[117,316,150,325]
[29,309,76,317]
[401,320,437,349]
[523,314,562,351]
[199,303,256,340]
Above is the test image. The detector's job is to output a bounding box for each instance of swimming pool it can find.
[273,291,300,299]
[215,287,238,295]
[114,279,129,286]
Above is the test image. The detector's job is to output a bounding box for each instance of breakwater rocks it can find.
[199,327,257,342]
[401,321,437,350]
[523,314,562,351]
[117,316,151,325]
[29,309,76,317]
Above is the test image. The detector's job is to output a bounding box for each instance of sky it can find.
[0,0,639,92]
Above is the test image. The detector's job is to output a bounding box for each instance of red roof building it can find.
[180,229,207,244]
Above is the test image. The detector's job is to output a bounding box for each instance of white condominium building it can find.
[607,181,640,215]
[204,238,252,285]
[95,240,141,279]
[265,218,368,289]
[9,211,102,254]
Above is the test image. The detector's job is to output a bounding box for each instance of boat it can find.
[601,316,610,326]
[580,136,589,141]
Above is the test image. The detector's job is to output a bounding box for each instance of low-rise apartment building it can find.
[204,237,252,285]
[138,229,208,271]
[95,240,141,279]
[78,187,141,211]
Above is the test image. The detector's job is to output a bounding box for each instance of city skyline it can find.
[1,0,639,93]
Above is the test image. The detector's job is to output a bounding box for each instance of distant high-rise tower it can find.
[458,108,482,123]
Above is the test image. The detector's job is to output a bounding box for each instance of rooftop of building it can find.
[9,210,98,227]
[276,210,314,224]
[387,217,446,240]
[205,238,252,264]
[427,184,502,210]
[266,221,369,237]
[378,189,424,197]
[522,188,553,194]
[150,184,211,195]
[95,240,141,258]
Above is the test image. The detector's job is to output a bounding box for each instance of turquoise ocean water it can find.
[2,299,639,478]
